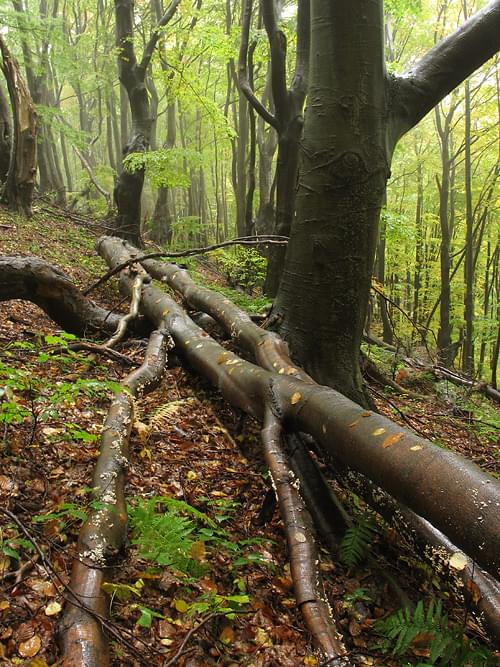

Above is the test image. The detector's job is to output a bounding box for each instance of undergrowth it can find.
[375,599,498,666]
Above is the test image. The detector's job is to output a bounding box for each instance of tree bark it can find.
[0,82,11,182]
[0,255,125,335]
[273,0,387,405]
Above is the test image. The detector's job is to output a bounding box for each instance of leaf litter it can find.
[0,207,498,666]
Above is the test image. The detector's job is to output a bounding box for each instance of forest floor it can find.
[0,203,498,667]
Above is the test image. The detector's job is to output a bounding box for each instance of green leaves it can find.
[123,148,202,189]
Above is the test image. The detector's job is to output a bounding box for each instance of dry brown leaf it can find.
[466,579,482,604]
[219,625,234,644]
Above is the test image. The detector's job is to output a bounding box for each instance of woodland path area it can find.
[0,206,499,667]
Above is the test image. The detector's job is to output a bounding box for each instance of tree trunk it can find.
[113,0,180,246]
[272,0,500,403]
[462,75,475,375]
[0,37,37,216]
[273,0,387,405]
[0,82,11,182]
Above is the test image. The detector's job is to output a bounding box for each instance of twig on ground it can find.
[49,341,135,365]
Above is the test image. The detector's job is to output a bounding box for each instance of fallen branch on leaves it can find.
[0,256,123,335]
[130,241,500,638]
[59,329,171,666]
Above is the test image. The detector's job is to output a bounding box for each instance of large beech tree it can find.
[271,0,500,405]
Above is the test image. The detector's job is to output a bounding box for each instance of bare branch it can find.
[139,0,182,72]
[392,0,500,140]
[262,0,288,123]
[74,146,112,209]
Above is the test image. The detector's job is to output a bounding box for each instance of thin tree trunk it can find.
[0,82,11,182]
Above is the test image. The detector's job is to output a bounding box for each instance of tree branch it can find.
[262,0,288,123]
[238,0,279,130]
[139,0,182,72]
[391,0,500,140]
[85,235,288,294]
[290,0,310,102]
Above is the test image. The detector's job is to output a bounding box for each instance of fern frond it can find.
[375,599,496,665]
[149,398,196,432]
[132,397,196,443]
[340,514,377,567]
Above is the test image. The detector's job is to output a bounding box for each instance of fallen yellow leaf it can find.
[290,392,301,405]
[254,627,272,647]
[18,635,41,658]
[44,601,62,616]
[382,433,404,448]
[173,599,188,613]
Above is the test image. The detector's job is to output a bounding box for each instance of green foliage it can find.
[170,216,204,249]
[375,599,497,666]
[123,148,202,189]
[187,592,250,618]
[340,513,378,567]
[128,496,207,576]
[209,247,267,292]
[128,495,274,577]
[32,502,88,525]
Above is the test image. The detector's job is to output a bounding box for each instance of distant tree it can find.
[0,36,37,216]
[113,0,180,246]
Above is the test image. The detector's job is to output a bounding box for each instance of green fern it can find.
[340,514,377,566]
[128,496,209,577]
[375,599,497,666]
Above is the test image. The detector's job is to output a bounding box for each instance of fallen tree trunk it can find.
[132,245,500,636]
[59,328,170,666]
[0,255,124,335]
[433,365,500,404]
[98,237,500,583]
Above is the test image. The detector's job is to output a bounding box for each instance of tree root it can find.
[58,329,170,666]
